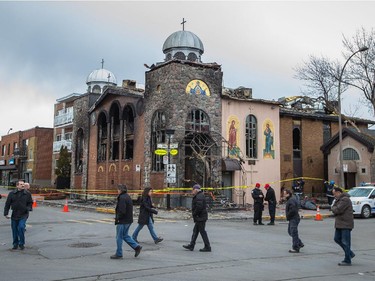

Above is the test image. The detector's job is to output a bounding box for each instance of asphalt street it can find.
[0,198,374,281]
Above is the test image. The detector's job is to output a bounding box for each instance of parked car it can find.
[348,186,375,218]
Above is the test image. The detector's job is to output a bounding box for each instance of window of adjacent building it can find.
[97,112,108,161]
[1,145,5,156]
[29,148,33,160]
[56,134,62,142]
[323,121,331,144]
[293,120,301,159]
[123,105,135,160]
[75,128,84,173]
[64,132,72,140]
[343,148,360,160]
[186,109,210,133]
[245,114,257,158]
[7,144,10,155]
[152,111,167,171]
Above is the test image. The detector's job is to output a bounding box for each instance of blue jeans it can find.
[132,218,158,241]
[116,224,139,257]
[11,218,27,247]
[288,218,303,250]
[334,228,354,263]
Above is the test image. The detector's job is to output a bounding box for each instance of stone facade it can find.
[144,60,223,190]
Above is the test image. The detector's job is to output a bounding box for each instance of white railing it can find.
[54,111,73,126]
[53,140,72,152]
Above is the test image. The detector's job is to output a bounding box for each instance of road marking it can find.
[67,220,93,225]
[85,219,112,224]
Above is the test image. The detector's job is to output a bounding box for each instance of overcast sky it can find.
[1,1,375,137]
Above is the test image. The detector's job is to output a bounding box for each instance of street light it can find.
[338,46,369,188]
[7,128,13,134]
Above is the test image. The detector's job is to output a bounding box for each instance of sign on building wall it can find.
[263,119,275,159]
[227,115,240,158]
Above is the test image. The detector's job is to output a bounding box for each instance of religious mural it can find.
[263,119,275,159]
[227,115,240,158]
[185,79,211,96]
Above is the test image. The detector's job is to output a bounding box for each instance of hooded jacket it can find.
[331,192,354,229]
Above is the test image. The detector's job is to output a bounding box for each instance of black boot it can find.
[199,247,211,252]
[183,244,194,251]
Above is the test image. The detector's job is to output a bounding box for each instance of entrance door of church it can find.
[344,172,356,189]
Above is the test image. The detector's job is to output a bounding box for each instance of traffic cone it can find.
[32,199,37,208]
[62,198,69,212]
[315,205,323,221]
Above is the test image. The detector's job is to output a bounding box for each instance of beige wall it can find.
[222,99,281,204]
[328,136,372,187]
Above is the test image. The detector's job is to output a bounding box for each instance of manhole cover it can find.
[68,242,101,248]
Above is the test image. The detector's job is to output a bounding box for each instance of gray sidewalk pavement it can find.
[0,187,332,221]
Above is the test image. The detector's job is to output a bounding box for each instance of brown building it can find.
[0,127,53,186]
[279,97,375,194]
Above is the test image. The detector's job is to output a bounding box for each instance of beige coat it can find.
[331,193,354,229]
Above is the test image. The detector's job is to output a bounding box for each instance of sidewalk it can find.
[0,187,333,221]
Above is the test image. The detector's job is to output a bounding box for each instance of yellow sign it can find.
[170,149,178,156]
[154,149,167,156]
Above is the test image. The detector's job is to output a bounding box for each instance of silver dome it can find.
[86,68,117,85]
[162,30,204,54]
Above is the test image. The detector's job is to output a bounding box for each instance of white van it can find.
[348,186,375,218]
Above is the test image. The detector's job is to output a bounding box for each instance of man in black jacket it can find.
[4,180,32,250]
[264,184,276,225]
[252,183,264,225]
[111,184,142,259]
[284,189,304,253]
[183,184,211,252]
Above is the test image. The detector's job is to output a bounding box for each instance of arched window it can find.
[173,52,186,60]
[97,112,108,161]
[109,103,120,160]
[166,53,172,61]
[186,109,210,133]
[75,128,84,173]
[343,148,360,160]
[187,53,198,62]
[293,127,301,159]
[152,111,167,171]
[123,105,135,160]
[245,115,257,158]
[92,85,101,94]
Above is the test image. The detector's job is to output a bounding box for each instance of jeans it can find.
[11,218,27,247]
[190,221,210,249]
[288,217,303,250]
[268,203,276,223]
[116,224,139,257]
[132,217,158,241]
[334,228,354,263]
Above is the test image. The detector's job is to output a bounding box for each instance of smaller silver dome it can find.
[86,68,117,85]
[162,30,204,54]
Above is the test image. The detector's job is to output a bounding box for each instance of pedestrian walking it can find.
[264,183,276,225]
[110,184,142,259]
[183,184,211,252]
[331,187,355,266]
[284,189,304,253]
[251,183,264,225]
[132,187,163,244]
[3,180,33,250]
[23,182,32,231]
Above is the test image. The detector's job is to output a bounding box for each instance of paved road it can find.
[0,198,374,281]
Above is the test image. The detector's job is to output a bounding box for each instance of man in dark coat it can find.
[183,184,211,252]
[111,184,142,259]
[132,187,163,244]
[264,184,276,225]
[331,187,355,266]
[284,189,304,253]
[251,183,264,225]
[3,180,32,250]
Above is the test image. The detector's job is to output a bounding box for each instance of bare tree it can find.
[342,27,375,115]
[294,55,342,113]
